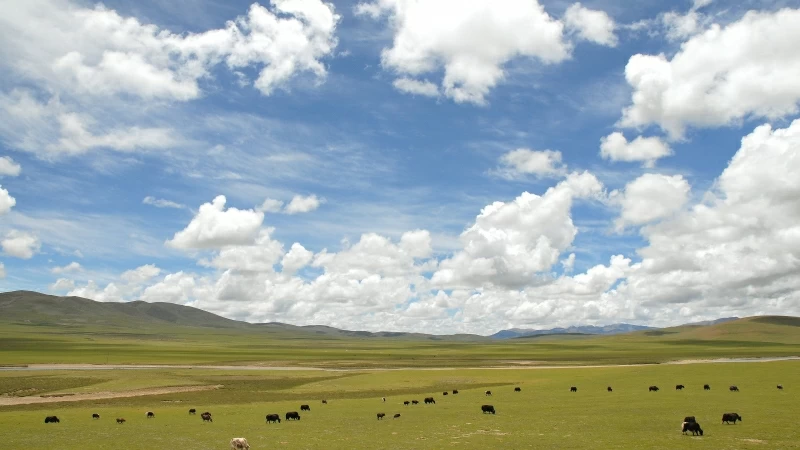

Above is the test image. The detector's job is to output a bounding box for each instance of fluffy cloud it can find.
[564,3,618,47]
[50,278,75,291]
[2,230,41,259]
[51,261,83,274]
[620,8,800,138]
[0,0,340,101]
[281,243,314,274]
[284,194,323,214]
[143,196,186,210]
[200,229,284,272]
[612,174,691,231]
[67,281,122,302]
[0,90,179,157]
[497,149,567,178]
[599,132,672,167]
[0,185,15,215]
[257,198,285,213]
[392,78,440,97]
[432,172,604,289]
[0,262,5,279]
[358,0,577,104]
[120,264,161,285]
[167,196,264,249]
[0,156,21,176]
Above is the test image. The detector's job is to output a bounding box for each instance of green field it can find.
[1,362,798,449]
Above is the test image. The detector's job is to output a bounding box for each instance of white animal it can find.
[230,437,250,450]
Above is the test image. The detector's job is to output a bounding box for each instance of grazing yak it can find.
[92,413,100,419]
[382,397,386,402]
[649,386,660,392]
[201,412,213,422]
[777,385,784,390]
[485,390,492,396]
[730,385,739,392]
[266,414,281,424]
[285,411,301,421]
[230,437,250,450]
[424,397,436,405]
[570,387,577,392]
[321,400,328,404]
[481,405,496,414]
[300,404,311,411]
[514,387,521,392]
[452,390,459,394]
[676,385,685,390]
[146,411,155,418]
[443,392,448,396]
[412,400,419,405]
[404,401,410,406]
[377,413,385,420]
[722,413,742,424]
[704,384,711,390]
[607,387,613,392]
[189,409,196,415]
[393,413,401,419]
[116,418,126,424]
[44,416,60,424]
[682,421,703,436]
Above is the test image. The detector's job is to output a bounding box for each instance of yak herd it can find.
[40,382,784,445]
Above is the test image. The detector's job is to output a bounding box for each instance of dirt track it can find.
[0,384,223,406]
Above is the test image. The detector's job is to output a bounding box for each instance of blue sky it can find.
[1,0,799,334]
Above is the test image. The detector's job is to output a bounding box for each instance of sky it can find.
[1,0,799,335]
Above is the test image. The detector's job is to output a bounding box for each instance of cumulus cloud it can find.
[51,261,83,274]
[0,156,21,176]
[0,90,179,157]
[564,3,618,47]
[284,194,323,214]
[257,198,285,213]
[143,196,186,210]
[392,78,440,97]
[2,230,41,259]
[120,264,161,284]
[431,172,604,289]
[281,243,314,274]
[0,262,5,279]
[620,8,800,138]
[357,0,573,104]
[600,132,672,167]
[497,149,567,178]
[67,281,122,302]
[612,174,691,231]
[50,278,75,291]
[0,185,15,215]
[199,229,284,272]
[167,195,264,249]
[0,0,340,101]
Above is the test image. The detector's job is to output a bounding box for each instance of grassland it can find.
[2,315,800,368]
[1,361,798,449]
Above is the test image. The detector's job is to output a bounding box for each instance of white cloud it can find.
[143,196,186,210]
[612,173,691,231]
[431,172,604,289]
[120,264,161,285]
[0,186,16,215]
[564,3,618,47]
[51,261,83,274]
[167,195,264,249]
[0,156,21,176]
[199,229,284,273]
[2,230,41,259]
[0,0,340,101]
[392,78,440,97]
[281,243,314,274]
[0,262,5,279]
[284,194,323,214]
[257,198,285,213]
[0,90,179,157]
[561,253,576,273]
[620,8,800,138]
[599,132,672,167]
[67,281,122,302]
[50,278,75,291]
[357,0,572,104]
[497,149,567,178]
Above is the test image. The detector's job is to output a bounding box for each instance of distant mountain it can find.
[682,317,739,326]
[491,323,655,339]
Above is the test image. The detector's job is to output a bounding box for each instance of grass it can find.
[0,362,798,449]
[2,315,800,367]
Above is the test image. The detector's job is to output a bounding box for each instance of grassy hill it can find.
[1,291,799,367]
